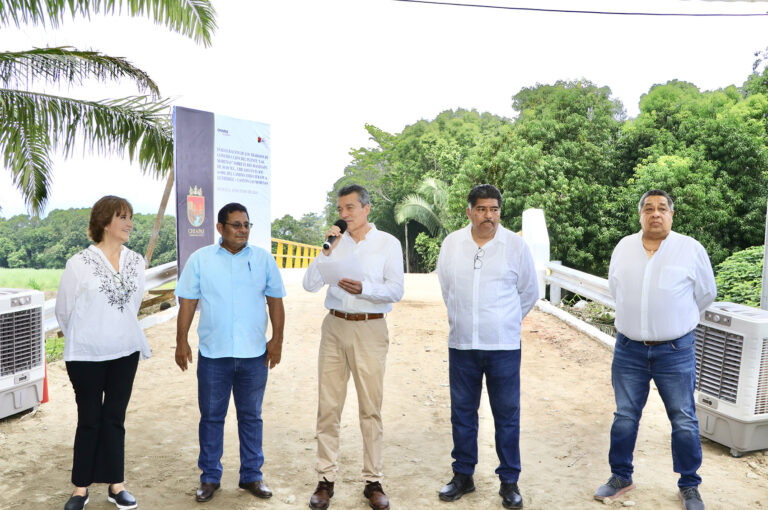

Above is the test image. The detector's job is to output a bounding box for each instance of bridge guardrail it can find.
[43,261,179,334]
[545,261,614,309]
[272,238,321,268]
[42,238,320,334]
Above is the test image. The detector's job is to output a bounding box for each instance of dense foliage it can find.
[271,212,326,246]
[0,208,176,268]
[328,69,768,276]
[715,245,764,307]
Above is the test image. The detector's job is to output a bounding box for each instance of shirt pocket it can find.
[659,265,690,291]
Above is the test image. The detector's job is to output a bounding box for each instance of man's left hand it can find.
[265,338,283,368]
[338,278,362,295]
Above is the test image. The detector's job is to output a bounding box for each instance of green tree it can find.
[715,245,763,307]
[394,177,449,237]
[271,212,325,246]
[618,80,768,262]
[0,0,216,214]
[619,153,733,265]
[394,177,449,272]
[332,109,508,266]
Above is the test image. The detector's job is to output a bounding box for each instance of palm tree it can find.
[0,0,216,215]
[394,177,449,272]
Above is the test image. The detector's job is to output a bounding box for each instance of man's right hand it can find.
[322,224,343,255]
[175,341,193,371]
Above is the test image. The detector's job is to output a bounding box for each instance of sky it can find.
[1,0,768,221]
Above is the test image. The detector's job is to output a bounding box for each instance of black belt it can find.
[642,340,671,346]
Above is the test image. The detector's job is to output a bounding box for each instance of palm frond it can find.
[0,47,160,96]
[394,195,444,236]
[417,177,450,211]
[0,88,173,214]
[0,112,53,212]
[0,0,217,46]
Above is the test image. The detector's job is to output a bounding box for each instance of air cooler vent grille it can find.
[0,307,43,377]
[756,338,768,415]
[694,325,743,404]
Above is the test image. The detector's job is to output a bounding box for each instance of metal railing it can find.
[43,261,178,334]
[42,238,319,333]
[272,238,321,268]
[545,261,614,308]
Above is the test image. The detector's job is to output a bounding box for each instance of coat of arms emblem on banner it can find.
[187,185,205,227]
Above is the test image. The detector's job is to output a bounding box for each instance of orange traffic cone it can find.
[41,361,49,404]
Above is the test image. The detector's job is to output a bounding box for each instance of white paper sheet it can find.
[317,255,365,287]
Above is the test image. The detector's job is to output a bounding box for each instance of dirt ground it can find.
[1,273,767,510]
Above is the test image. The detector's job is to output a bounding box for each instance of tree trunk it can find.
[145,167,174,267]
[404,221,410,273]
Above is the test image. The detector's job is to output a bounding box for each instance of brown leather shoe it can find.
[309,478,334,510]
[239,480,273,498]
[363,481,390,510]
[195,482,220,502]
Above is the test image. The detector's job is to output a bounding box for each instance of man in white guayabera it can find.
[594,189,716,510]
[436,184,538,510]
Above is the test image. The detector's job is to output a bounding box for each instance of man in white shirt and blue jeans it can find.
[303,184,404,510]
[436,184,538,509]
[595,189,716,510]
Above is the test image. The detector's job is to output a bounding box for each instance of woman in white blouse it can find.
[55,196,151,510]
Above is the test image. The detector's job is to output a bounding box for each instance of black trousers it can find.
[66,351,139,487]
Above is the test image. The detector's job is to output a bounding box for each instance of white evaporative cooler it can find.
[0,288,45,419]
[694,302,768,456]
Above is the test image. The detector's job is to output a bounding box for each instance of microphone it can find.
[323,219,348,250]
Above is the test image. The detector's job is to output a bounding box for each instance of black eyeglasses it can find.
[224,222,253,230]
[474,248,485,269]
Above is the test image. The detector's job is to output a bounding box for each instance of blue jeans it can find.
[197,353,268,484]
[449,348,521,483]
[609,332,702,487]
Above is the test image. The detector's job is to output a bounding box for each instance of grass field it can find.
[0,268,63,291]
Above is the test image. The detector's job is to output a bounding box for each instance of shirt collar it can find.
[216,238,252,256]
[343,222,378,241]
[461,223,508,246]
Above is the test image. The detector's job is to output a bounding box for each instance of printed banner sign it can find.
[173,106,271,276]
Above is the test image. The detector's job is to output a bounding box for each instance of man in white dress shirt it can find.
[303,184,404,510]
[594,189,716,510]
[436,184,538,509]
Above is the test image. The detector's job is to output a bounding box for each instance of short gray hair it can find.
[638,189,674,212]
[338,184,370,207]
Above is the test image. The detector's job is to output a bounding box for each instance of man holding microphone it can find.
[303,184,404,510]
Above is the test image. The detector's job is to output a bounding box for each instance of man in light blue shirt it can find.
[175,202,286,504]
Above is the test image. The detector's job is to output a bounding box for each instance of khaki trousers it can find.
[315,312,389,482]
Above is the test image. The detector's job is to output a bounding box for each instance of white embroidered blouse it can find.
[55,245,152,362]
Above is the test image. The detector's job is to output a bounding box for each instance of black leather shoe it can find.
[107,487,137,510]
[64,489,89,510]
[439,472,475,502]
[500,482,523,509]
[239,480,272,499]
[195,482,220,503]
